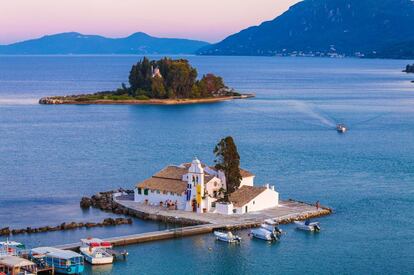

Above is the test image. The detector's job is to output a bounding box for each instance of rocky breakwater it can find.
[0,217,132,237]
[80,190,130,215]
[39,97,65,104]
[82,190,206,226]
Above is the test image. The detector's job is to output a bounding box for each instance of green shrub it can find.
[135,95,150,100]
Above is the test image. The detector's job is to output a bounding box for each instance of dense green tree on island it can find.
[126,57,229,99]
[214,136,242,200]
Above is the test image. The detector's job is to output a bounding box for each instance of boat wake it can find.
[0,97,38,105]
[288,101,336,128]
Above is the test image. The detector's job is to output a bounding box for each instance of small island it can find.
[403,64,414,73]
[39,57,254,105]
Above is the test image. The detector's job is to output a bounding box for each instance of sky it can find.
[0,0,299,44]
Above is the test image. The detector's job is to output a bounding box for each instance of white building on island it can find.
[134,158,279,215]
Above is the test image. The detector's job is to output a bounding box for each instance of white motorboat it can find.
[260,224,283,236]
[336,124,347,133]
[0,240,25,256]
[213,231,241,243]
[250,228,278,241]
[294,220,321,232]
[80,238,114,265]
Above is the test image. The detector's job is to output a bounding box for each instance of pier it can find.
[56,198,332,251]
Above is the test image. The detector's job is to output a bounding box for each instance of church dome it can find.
[188,158,204,174]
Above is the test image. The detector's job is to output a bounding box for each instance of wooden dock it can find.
[56,199,332,251]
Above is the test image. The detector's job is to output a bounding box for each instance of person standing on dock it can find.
[316,201,320,210]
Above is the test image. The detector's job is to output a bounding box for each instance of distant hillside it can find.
[369,41,414,59]
[0,32,209,55]
[198,0,414,58]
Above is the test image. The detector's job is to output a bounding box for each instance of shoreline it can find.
[39,94,255,105]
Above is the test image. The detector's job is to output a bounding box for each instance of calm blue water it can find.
[0,56,413,274]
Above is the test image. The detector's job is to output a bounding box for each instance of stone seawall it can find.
[81,190,207,226]
[0,217,132,237]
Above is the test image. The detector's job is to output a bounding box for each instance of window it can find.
[214,181,218,187]
[163,191,167,195]
[138,188,142,195]
[233,209,237,213]
[144,189,149,195]
[253,201,255,205]
[156,190,160,194]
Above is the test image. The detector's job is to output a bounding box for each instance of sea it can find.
[0,55,413,274]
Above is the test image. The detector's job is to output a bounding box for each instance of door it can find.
[245,205,248,213]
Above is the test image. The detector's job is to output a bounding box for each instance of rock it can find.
[85,222,97,228]
[0,227,11,236]
[80,197,93,208]
[403,64,414,73]
[64,222,78,230]
[103,218,116,226]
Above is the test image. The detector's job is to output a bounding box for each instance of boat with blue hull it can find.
[30,247,84,274]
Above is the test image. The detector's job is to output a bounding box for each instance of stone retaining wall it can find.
[81,190,207,226]
[0,217,132,236]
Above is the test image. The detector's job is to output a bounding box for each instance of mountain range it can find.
[198,0,414,58]
[0,32,209,55]
[2,0,414,58]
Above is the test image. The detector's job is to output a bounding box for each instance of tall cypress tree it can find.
[214,136,242,200]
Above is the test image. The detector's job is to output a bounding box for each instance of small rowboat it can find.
[294,220,321,232]
[213,231,241,243]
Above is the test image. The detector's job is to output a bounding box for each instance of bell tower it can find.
[185,158,205,213]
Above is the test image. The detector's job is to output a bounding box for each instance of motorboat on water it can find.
[213,231,241,243]
[261,219,283,236]
[336,124,347,133]
[260,224,283,236]
[30,247,84,274]
[0,240,25,256]
[294,220,321,232]
[250,228,279,241]
[80,238,114,265]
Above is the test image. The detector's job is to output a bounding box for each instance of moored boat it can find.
[213,231,241,243]
[0,240,25,256]
[294,220,321,232]
[0,255,38,275]
[260,224,283,236]
[79,238,113,265]
[250,228,278,241]
[30,247,84,274]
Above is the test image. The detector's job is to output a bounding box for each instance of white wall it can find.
[205,177,223,197]
[234,188,279,214]
[134,188,186,210]
[215,202,234,215]
[240,176,254,187]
